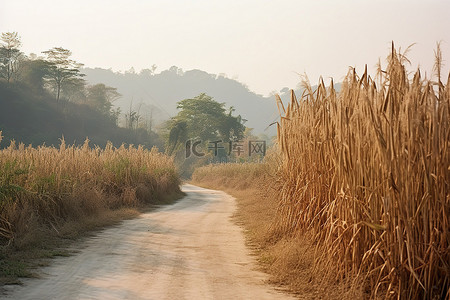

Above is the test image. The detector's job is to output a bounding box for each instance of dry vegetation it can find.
[193,45,449,299]
[193,162,361,299]
[0,136,181,248]
[191,163,273,246]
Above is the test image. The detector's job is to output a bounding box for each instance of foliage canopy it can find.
[166,93,245,155]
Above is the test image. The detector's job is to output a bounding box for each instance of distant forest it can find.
[82,67,338,136]
[82,66,280,135]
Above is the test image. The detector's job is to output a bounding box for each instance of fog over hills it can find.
[83,67,291,136]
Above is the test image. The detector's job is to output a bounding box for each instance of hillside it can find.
[0,81,162,149]
[83,67,284,135]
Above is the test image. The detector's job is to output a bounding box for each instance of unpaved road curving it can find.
[3,184,294,300]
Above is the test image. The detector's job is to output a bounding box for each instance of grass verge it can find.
[192,163,363,299]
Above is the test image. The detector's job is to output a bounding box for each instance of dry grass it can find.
[192,162,362,299]
[274,44,449,299]
[193,45,449,299]
[192,162,272,190]
[192,162,275,249]
[0,136,181,246]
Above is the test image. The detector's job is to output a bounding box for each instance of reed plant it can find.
[0,136,180,244]
[274,44,449,299]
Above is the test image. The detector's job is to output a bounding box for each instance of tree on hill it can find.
[86,83,121,116]
[165,93,246,155]
[62,77,87,103]
[20,58,52,94]
[0,32,24,83]
[42,47,85,102]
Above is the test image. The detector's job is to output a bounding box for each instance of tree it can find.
[166,93,245,153]
[42,47,84,102]
[86,83,121,115]
[140,64,158,76]
[125,102,141,130]
[0,32,23,83]
[167,120,187,155]
[20,58,52,94]
[62,77,87,103]
[110,107,121,126]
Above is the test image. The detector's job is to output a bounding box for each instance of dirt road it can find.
[4,184,293,300]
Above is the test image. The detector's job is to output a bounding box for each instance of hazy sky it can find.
[1,0,449,96]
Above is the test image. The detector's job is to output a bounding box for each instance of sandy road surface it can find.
[3,184,294,300]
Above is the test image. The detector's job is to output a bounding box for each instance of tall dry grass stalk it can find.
[0,137,180,243]
[274,45,449,298]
